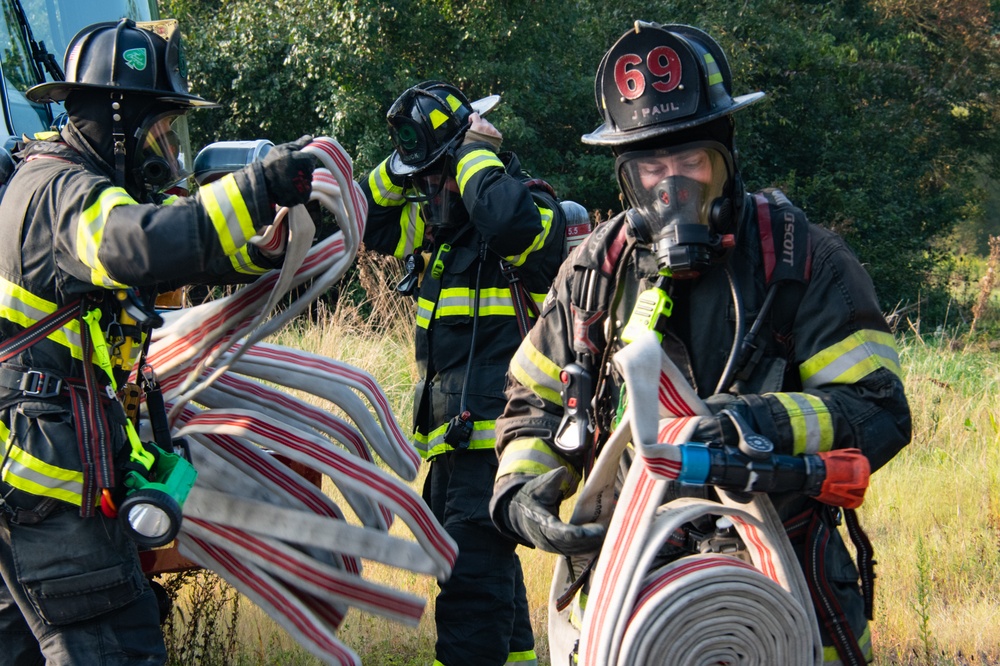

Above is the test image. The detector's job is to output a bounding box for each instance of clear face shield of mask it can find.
[617,142,733,277]
[135,111,192,196]
[404,159,468,229]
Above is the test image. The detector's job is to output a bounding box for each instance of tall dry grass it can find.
[163,251,1000,665]
[866,333,1000,665]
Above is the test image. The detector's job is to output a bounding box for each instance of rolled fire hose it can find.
[139,138,456,666]
[549,331,825,666]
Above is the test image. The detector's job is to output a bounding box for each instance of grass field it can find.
[162,254,1000,666]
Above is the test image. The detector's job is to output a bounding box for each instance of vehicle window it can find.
[1,0,50,137]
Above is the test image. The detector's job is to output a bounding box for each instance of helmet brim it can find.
[582,91,765,146]
[470,94,500,116]
[25,81,219,108]
[389,93,501,176]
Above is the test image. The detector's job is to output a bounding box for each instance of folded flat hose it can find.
[549,331,823,666]
[140,138,456,666]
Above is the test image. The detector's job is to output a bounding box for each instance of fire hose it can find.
[549,331,871,666]
[137,138,456,666]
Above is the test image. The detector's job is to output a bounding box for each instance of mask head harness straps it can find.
[109,20,129,185]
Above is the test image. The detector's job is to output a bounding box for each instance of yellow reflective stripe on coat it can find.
[496,437,580,490]
[800,330,902,389]
[1,443,85,506]
[367,158,405,207]
[505,649,538,665]
[76,186,134,288]
[437,287,515,317]
[771,392,834,455]
[509,337,563,406]
[456,149,504,194]
[505,206,554,267]
[200,173,257,256]
[393,202,423,260]
[822,622,872,665]
[415,288,544,328]
[0,278,85,361]
[227,244,269,275]
[413,419,497,458]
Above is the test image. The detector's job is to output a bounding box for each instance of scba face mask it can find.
[404,159,469,229]
[617,142,734,278]
[134,111,192,195]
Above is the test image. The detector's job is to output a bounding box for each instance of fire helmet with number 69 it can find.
[584,21,766,241]
[583,21,763,147]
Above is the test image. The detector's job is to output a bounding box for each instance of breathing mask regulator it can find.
[618,141,736,279]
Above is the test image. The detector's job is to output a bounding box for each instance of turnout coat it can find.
[491,190,911,664]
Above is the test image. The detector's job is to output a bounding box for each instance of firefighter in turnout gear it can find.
[361,80,566,666]
[490,22,911,665]
[0,19,315,665]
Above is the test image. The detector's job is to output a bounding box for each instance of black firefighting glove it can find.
[691,393,753,447]
[261,135,315,207]
[503,468,605,557]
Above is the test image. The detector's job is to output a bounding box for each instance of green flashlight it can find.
[118,443,198,548]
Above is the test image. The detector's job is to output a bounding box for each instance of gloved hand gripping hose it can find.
[505,468,606,556]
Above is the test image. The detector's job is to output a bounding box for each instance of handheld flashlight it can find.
[118,442,198,548]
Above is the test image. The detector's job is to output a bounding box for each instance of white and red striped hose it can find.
[140,138,455,666]
[549,331,823,666]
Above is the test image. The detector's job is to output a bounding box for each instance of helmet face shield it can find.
[135,111,192,193]
[617,142,731,235]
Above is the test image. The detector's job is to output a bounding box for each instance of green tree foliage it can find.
[165,0,999,318]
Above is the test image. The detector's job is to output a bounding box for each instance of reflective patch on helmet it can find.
[123,48,148,71]
[703,53,723,87]
[428,108,449,129]
[444,94,463,112]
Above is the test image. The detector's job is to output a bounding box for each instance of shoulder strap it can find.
[503,178,593,340]
[0,299,82,363]
[729,191,814,387]
[500,260,540,339]
[569,218,630,358]
[753,188,812,344]
[754,188,812,287]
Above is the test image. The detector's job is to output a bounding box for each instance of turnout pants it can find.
[0,489,165,666]
[423,449,536,666]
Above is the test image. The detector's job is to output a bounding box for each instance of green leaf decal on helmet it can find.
[122,48,147,71]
